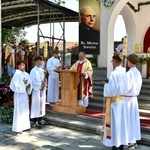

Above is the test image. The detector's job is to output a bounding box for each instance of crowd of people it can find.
[3,38,37,76]
[2,37,142,150]
[3,38,93,134]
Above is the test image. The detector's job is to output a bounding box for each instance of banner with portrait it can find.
[79,0,100,54]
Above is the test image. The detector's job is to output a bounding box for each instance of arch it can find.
[144,26,150,53]
[106,0,135,76]
[121,5,137,53]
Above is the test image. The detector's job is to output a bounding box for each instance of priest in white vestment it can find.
[30,56,47,126]
[70,52,93,107]
[10,60,32,133]
[125,54,142,147]
[5,38,20,76]
[102,55,128,150]
[46,50,61,104]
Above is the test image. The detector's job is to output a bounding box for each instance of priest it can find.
[70,51,93,107]
[5,38,20,76]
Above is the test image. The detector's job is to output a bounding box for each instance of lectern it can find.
[53,69,86,114]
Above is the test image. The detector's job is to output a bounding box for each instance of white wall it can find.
[121,5,138,54]
[98,0,150,77]
[99,0,130,77]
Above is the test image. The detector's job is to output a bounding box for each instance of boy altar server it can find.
[30,56,47,127]
[125,54,142,148]
[102,55,128,150]
[10,60,32,133]
[46,50,61,105]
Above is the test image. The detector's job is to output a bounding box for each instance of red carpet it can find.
[46,104,150,128]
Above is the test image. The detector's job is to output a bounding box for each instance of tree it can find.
[2,27,27,44]
[51,0,65,5]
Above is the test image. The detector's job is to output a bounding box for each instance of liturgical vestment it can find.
[103,66,128,147]
[124,67,142,144]
[5,43,19,76]
[10,70,32,132]
[46,56,61,103]
[30,66,46,118]
[70,58,93,107]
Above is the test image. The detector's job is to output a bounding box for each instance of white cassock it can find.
[125,67,142,144]
[30,66,46,118]
[46,56,61,103]
[10,69,32,132]
[103,66,128,147]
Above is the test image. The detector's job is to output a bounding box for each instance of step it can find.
[88,101,104,110]
[91,96,105,103]
[93,85,104,91]
[139,109,150,117]
[139,104,150,110]
[138,95,150,101]
[140,89,150,95]
[44,108,150,146]
[141,84,150,90]
[93,82,104,86]
[93,91,104,97]
[44,109,103,135]
[139,133,150,146]
[142,79,150,85]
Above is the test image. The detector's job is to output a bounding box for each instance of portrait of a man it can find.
[79,1,100,54]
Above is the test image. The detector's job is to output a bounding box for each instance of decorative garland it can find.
[102,0,114,7]
[127,1,150,13]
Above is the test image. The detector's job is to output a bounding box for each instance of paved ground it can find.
[0,123,149,150]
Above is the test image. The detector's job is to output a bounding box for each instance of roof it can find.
[2,0,79,28]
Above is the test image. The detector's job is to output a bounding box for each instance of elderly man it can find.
[70,52,93,107]
[79,6,100,54]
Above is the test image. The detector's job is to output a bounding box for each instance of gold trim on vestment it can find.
[105,96,124,139]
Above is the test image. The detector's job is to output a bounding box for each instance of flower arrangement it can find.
[0,74,14,124]
[139,53,150,64]
[0,106,13,123]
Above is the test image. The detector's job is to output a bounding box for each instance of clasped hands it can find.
[23,78,31,90]
[41,81,47,88]
[26,84,31,90]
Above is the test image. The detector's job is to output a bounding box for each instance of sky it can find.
[24,0,126,43]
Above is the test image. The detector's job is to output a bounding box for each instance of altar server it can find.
[125,54,142,148]
[46,50,61,105]
[102,55,128,150]
[10,60,32,133]
[30,56,47,127]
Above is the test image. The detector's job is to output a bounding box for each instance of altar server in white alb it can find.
[10,60,32,133]
[30,56,47,127]
[125,54,142,148]
[47,50,61,105]
[102,55,128,150]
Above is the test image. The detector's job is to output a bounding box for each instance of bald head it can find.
[80,6,96,28]
[79,51,86,61]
